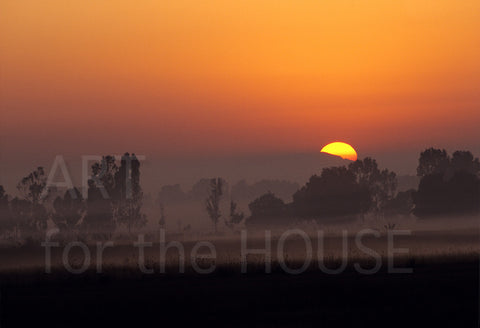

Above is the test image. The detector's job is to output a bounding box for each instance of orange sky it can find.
[1,0,480,159]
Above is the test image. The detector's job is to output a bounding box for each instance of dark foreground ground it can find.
[0,260,478,328]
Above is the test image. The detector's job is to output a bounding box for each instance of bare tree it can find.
[225,200,244,231]
[158,203,166,229]
[205,178,224,233]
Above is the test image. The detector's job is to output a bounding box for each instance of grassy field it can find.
[0,227,478,327]
[0,259,477,327]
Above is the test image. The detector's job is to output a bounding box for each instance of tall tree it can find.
[349,158,397,218]
[90,155,117,198]
[83,156,118,239]
[158,203,166,229]
[84,153,147,237]
[225,200,244,230]
[115,153,147,233]
[205,178,224,233]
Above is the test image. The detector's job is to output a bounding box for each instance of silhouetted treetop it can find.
[413,148,480,218]
[247,192,288,225]
[17,167,47,204]
[292,166,371,220]
[291,158,396,220]
[451,150,480,175]
[417,148,449,177]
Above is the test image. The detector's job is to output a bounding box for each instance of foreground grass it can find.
[0,255,477,328]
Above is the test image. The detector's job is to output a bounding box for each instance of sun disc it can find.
[320,142,358,161]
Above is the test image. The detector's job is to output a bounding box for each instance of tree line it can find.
[0,153,145,242]
[245,148,479,226]
[0,148,478,241]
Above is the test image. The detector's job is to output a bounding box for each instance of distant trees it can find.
[1,146,478,241]
[413,149,480,218]
[194,178,229,202]
[157,184,187,204]
[231,179,299,202]
[0,153,148,242]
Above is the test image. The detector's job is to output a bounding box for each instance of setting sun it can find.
[320,142,358,161]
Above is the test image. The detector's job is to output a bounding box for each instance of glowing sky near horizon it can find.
[1,0,479,158]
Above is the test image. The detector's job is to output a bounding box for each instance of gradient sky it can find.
[1,0,480,189]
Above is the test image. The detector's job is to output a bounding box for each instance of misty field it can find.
[0,221,478,328]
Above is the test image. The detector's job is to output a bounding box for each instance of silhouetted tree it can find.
[247,192,288,225]
[17,167,48,204]
[413,149,480,218]
[91,155,117,198]
[417,148,449,177]
[82,153,146,237]
[158,203,166,229]
[384,189,415,217]
[114,153,147,233]
[13,168,49,238]
[82,156,118,239]
[52,188,85,233]
[348,158,397,218]
[451,151,480,175]
[9,197,31,240]
[205,178,224,233]
[83,179,114,240]
[0,186,13,236]
[225,200,244,230]
[293,166,370,220]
